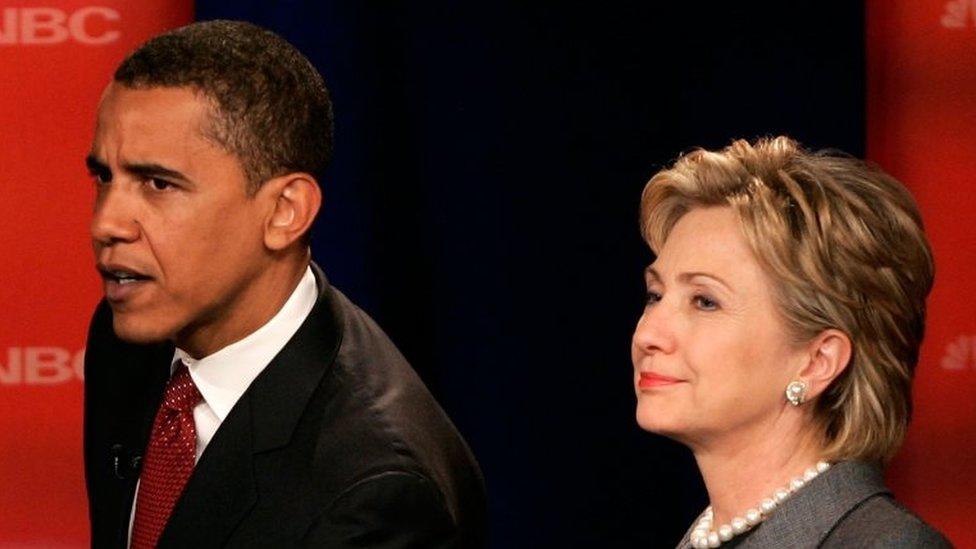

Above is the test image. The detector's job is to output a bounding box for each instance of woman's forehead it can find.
[650,207,770,292]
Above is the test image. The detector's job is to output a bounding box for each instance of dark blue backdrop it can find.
[195,2,865,547]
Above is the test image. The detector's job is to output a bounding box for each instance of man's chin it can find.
[111,314,172,345]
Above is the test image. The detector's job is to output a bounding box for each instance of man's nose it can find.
[632,300,677,356]
[90,184,139,247]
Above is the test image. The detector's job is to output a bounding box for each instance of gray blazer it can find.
[677,461,952,548]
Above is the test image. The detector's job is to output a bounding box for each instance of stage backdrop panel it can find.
[868,1,976,546]
[0,1,191,545]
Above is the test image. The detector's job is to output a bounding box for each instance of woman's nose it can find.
[632,301,677,356]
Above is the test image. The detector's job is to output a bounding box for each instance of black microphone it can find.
[110,444,142,480]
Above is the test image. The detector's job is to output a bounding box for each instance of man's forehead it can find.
[90,83,233,173]
[98,82,208,116]
[94,84,211,143]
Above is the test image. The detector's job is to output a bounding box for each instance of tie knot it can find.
[163,363,201,412]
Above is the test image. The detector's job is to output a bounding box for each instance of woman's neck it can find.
[691,416,825,527]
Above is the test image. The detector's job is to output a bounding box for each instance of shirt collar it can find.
[173,265,318,421]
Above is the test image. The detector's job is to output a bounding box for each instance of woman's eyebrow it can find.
[645,266,733,292]
[679,271,733,292]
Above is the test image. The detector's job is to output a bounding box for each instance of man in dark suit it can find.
[83,20,486,548]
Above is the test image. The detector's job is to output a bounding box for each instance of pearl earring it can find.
[785,380,807,406]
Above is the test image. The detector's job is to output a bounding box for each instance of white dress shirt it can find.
[128,266,318,545]
[178,266,318,461]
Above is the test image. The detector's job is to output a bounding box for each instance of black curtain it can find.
[195,2,865,547]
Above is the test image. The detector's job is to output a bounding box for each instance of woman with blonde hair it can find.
[633,136,951,548]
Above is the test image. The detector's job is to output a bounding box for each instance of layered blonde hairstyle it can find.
[640,136,934,464]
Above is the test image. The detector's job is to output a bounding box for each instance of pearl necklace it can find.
[689,461,831,549]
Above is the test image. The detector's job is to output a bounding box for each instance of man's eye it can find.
[148,178,173,191]
[90,172,110,185]
[693,295,719,311]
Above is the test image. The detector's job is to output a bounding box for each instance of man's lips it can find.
[97,263,154,302]
[638,372,684,389]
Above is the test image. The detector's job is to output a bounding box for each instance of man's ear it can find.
[794,328,853,401]
[257,173,322,251]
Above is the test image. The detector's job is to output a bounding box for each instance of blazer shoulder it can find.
[305,288,486,539]
[823,493,952,548]
[321,289,472,474]
[327,288,455,455]
[305,470,461,548]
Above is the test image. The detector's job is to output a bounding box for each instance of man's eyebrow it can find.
[123,162,191,183]
[84,155,191,184]
[85,154,108,174]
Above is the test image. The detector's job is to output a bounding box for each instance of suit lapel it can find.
[84,298,172,549]
[157,263,344,546]
[249,263,343,453]
[117,353,170,543]
[158,393,258,548]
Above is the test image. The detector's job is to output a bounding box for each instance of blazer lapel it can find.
[674,462,890,549]
[742,461,890,548]
[156,262,344,547]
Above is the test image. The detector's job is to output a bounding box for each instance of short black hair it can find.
[114,20,334,192]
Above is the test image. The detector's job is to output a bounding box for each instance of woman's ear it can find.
[795,328,853,401]
[258,172,322,251]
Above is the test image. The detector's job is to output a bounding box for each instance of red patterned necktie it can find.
[130,362,202,549]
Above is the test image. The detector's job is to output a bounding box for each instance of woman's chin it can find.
[635,405,681,437]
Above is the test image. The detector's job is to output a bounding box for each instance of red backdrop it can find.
[1,1,973,546]
[0,1,190,545]
[868,1,976,546]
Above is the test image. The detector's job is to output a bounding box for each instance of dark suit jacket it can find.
[84,263,487,548]
[677,461,951,548]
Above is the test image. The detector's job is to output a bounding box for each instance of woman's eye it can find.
[693,295,719,311]
[645,291,662,306]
